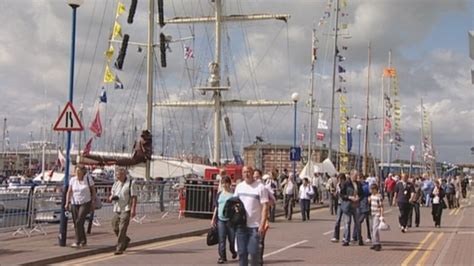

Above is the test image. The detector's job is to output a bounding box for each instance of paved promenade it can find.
[1,194,473,265]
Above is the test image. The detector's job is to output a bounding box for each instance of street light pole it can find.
[292,93,299,178]
[388,138,393,175]
[356,124,362,172]
[59,0,83,247]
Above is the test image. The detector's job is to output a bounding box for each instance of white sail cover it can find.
[129,160,216,179]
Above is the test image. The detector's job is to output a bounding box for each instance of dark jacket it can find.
[340,180,364,213]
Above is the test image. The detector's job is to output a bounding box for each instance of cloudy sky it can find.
[0,0,472,165]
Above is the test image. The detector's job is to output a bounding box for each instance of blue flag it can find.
[338,65,346,73]
[347,126,353,152]
[99,88,107,103]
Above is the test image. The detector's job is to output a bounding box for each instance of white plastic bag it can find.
[378,217,391,231]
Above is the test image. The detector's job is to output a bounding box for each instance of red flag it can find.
[316,131,325,141]
[89,109,102,137]
[83,137,93,156]
[383,117,391,135]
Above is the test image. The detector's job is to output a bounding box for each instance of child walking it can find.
[368,183,384,251]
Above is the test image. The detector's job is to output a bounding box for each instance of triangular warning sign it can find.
[53,102,84,131]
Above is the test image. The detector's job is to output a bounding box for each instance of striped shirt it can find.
[370,194,383,216]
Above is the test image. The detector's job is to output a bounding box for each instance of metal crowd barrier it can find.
[0,178,221,237]
[0,185,36,236]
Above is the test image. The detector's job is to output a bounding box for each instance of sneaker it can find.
[79,243,87,248]
[124,237,131,251]
[342,242,349,246]
[114,250,123,255]
[217,258,225,264]
[330,238,339,243]
[374,245,382,251]
[231,252,238,259]
[71,243,80,248]
[365,239,372,243]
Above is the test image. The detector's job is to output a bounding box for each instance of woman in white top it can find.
[299,177,314,221]
[65,166,96,247]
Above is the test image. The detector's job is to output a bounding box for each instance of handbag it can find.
[86,175,102,210]
[206,226,218,246]
[441,199,447,209]
[378,217,391,231]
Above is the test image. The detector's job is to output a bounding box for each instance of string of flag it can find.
[336,0,350,173]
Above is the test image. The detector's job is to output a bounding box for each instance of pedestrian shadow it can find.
[382,248,429,252]
[0,249,27,256]
[128,249,197,255]
[382,241,419,247]
[263,259,305,264]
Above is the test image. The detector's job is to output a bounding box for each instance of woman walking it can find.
[65,166,96,248]
[431,179,446,228]
[211,176,237,264]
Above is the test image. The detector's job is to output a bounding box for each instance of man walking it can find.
[109,166,137,255]
[340,170,364,246]
[234,166,269,266]
[393,173,415,233]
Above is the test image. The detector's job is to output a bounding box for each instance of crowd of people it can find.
[64,164,470,266]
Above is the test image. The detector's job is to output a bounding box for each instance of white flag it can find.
[318,119,328,130]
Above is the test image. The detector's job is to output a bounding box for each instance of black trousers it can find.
[398,202,411,228]
[432,204,443,226]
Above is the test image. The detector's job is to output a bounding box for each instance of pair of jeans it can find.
[332,204,343,240]
[217,219,236,260]
[386,191,394,206]
[407,203,420,227]
[236,227,261,266]
[397,202,411,228]
[111,211,131,252]
[353,211,371,241]
[329,195,338,215]
[423,191,431,207]
[343,207,360,244]
[283,194,294,220]
[268,205,276,222]
[300,199,310,221]
[71,201,91,245]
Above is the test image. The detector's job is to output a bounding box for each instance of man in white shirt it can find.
[109,166,138,255]
[234,166,269,266]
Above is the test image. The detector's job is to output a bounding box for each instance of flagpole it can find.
[308,28,316,164]
[363,41,371,176]
[420,97,425,175]
[328,0,340,163]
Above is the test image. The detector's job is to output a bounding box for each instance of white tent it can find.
[299,158,337,178]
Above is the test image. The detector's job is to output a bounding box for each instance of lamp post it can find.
[59,0,84,247]
[356,124,362,172]
[291,92,299,179]
[388,138,393,176]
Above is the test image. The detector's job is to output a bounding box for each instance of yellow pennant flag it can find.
[105,44,114,61]
[104,65,115,83]
[339,23,348,30]
[341,0,348,8]
[116,2,126,17]
[113,21,122,39]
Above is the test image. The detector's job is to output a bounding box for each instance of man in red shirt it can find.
[384,174,396,206]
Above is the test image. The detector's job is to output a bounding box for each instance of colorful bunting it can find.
[114,75,124,89]
[116,1,126,17]
[83,137,93,156]
[338,65,346,73]
[383,67,396,77]
[105,44,114,61]
[113,21,122,39]
[99,88,107,103]
[104,64,115,83]
[89,109,103,137]
[184,46,194,59]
